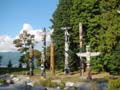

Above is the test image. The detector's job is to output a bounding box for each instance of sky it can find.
[0,0,58,52]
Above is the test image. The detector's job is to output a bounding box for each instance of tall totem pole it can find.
[77,23,100,80]
[79,23,84,77]
[61,27,71,74]
[41,28,46,78]
[29,35,34,76]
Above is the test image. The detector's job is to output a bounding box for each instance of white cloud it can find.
[19,23,52,42]
[0,23,52,52]
[0,35,17,52]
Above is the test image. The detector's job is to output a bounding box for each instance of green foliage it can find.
[51,0,73,70]
[19,53,29,63]
[13,30,35,66]
[70,0,100,47]
[52,0,80,71]
[39,78,58,87]
[19,49,41,68]
[0,67,29,75]
[19,52,29,68]
[39,78,65,89]
[95,0,120,73]
[59,81,65,90]
[91,57,103,73]
[108,42,120,74]
[107,77,120,90]
[13,30,34,53]
[51,0,120,74]
[0,79,6,85]
[34,50,41,67]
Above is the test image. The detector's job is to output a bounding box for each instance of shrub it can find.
[107,77,120,90]
[39,78,58,87]
[39,79,48,87]
[7,59,12,68]
[59,81,65,90]
[0,67,29,75]
[0,79,6,85]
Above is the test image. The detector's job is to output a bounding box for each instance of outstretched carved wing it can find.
[77,52,100,57]
[76,52,88,57]
[90,52,100,56]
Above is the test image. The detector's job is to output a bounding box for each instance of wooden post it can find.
[50,40,55,75]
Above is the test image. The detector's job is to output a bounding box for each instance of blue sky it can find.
[0,0,58,52]
[0,0,58,37]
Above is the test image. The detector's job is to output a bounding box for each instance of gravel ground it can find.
[0,73,108,90]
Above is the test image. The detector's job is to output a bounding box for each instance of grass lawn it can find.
[2,68,119,83]
[28,68,112,83]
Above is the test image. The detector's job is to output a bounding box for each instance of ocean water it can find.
[0,52,22,67]
[0,52,38,68]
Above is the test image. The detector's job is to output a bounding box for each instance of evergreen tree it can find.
[70,0,101,71]
[94,0,120,72]
[70,0,120,73]
[108,41,120,74]
[0,56,2,66]
[8,59,12,68]
[19,62,22,68]
[51,0,73,70]
[51,0,120,74]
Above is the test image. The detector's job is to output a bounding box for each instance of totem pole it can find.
[41,28,46,78]
[61,27,71,74]
[29,35,35,76]
[77,45,100,80]
[79,23,84,77]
